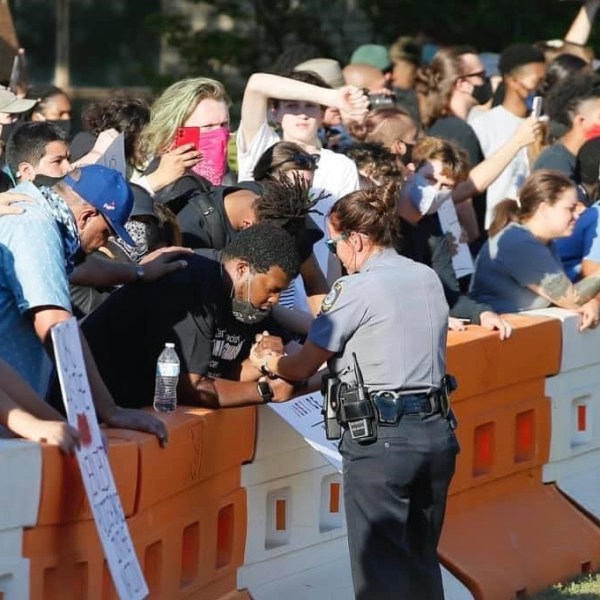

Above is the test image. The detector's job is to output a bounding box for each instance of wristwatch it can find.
[257,377,274,404]
[260,357,278,379]
[134,265,145,282]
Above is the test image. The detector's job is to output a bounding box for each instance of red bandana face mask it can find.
[584,123,600,141]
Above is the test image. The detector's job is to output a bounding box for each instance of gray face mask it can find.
[231,271,271,324]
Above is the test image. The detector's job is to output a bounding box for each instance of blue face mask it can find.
[524,92,537,112]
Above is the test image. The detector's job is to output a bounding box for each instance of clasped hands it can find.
[249,331,284,373]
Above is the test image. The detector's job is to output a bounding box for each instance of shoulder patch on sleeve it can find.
[321,281,343,313]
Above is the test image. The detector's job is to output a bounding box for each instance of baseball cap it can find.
[63,165,135,246]
[350,44,391,72]
[294,58,345,88]
[0,88,36,114]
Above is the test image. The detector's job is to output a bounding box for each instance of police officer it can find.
[250,182,459,599]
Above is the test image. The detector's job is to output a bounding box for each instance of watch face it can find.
[257,380,273,402]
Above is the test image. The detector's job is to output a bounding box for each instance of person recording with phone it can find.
[249,183,458,600]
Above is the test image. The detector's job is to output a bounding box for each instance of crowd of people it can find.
[2,1,600,597]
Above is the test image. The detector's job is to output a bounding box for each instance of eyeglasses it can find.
[270,153,320,173]
[461,70,486,80]
[325,231,349,254]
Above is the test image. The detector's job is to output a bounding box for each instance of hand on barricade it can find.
[576,298,600,331]
[34,420,80,454]
[104,407,168,447]
[479,311,513,340]
[448,317,467,331]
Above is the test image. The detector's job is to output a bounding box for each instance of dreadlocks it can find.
[253,173,319,237]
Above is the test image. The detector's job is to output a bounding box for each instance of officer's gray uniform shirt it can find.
[309,248,449,392]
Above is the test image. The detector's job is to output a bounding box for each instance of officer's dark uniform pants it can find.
[340,412,459,600]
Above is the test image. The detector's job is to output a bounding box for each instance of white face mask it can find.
[407,173,453,215]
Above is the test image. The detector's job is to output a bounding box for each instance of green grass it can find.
[530,573,600,599]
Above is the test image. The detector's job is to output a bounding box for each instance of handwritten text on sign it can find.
[51,318,148,600]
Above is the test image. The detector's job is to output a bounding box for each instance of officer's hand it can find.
[479,311,513,340]
[138,246,193,281]
[269,377,296,403]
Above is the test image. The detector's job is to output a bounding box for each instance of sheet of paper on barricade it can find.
[93,131,127,177]
[51,317,148,600]
[268,391,342,472]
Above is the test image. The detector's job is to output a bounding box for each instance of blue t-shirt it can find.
[556,204,600,281]
[0,187,72,397]
[470,223,565,313]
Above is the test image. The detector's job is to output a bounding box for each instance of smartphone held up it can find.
[174,126,201,151]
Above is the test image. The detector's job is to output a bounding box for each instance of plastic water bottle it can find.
[153,343,180,413]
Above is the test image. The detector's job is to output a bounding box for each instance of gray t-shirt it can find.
[308,248,449,393]
[533,143,577,181]
[469,223,565,313]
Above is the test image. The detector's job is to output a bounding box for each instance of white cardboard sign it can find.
[51,318,148,600]
[95,132,127,177]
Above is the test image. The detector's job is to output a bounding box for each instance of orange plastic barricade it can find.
[441,315,600,599]
[35,436,139,525]
[105,407,256,512]
[446,315,560,494]
[23,407,257,600]
[440,469,600,600]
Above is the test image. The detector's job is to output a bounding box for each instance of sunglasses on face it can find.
[325,231,349,254]
[270,153,320,173]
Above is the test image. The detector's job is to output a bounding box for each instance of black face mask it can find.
[48,119,71,138]
[471,77,493,105]
[401,142,414,166]
[231,273,271,324]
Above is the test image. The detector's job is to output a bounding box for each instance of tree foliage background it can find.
[9,0,599,95]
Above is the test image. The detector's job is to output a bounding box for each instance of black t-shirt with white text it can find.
[80,254,278,409]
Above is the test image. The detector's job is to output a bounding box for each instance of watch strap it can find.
[257,378,274,404]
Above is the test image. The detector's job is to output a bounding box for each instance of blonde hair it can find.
[137,77,230,164]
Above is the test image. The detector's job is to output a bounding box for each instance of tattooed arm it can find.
[530,272,600,308]
[529,273,600,330]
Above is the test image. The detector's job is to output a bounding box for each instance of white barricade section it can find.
[239,406,351,599]
[528,308,600,519]
[442,568,477,600]
[0,438,42,599]
[240,406,475,600]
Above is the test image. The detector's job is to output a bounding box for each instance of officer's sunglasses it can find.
[326,231,349,254]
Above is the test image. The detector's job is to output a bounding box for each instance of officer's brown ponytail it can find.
[329,182,401,248]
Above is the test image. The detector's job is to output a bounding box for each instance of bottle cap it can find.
[165,342,175,348]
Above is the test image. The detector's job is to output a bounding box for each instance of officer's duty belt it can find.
[370,390,443,425]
